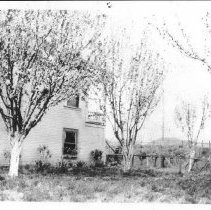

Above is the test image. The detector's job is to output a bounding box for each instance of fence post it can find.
[132,155,135,169]
[201,140,204,156]
[178,156,182,174]
[153,156,157,167]
[146,155,150,167]
[160,155,165,168]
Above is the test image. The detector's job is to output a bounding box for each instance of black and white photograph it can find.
[0,0,211,206]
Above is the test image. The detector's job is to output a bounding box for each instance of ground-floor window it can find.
[63,128,78,158]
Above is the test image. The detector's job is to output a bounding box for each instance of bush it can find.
[90,149,103,162]
[76,161,87,168]
[19,164,34,174]
[34,160,51,173]
[71,161,89,174]
[34,145,52,173]
[3,150,11,161]
[55,158,73,173]
[90,149,104,167]
[37,145,52,160]
[94,161,104,168]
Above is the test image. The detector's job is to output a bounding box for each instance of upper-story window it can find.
[67,95,80,108]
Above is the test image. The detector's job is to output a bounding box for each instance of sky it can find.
[100,1,211,143]
[2,1,211,143]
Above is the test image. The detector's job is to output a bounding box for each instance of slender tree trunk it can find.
[178,156,182,174]
[160,156,165,168]
[146,156,150,167]
[8,136,22,177]
[188,147,196,173]
[123,154,133,172]
[153,156,158,167]
[122,144,134,173]
[165,158,173,167]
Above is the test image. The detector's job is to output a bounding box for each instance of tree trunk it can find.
[160,156,165,168]
[122,145,134,173]
[178,157,182,174]
[146,156,150,167]
[165,158,173,168]
[123,154,133,173]
[153,156,158,167]
[8,138,22,177]
[188,148,196,173]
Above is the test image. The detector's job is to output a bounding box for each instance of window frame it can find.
[62,128,78,158]
[66,95,80,108]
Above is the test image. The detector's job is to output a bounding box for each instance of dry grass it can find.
[0,167,211,203]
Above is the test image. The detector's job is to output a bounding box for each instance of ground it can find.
[0,166,211,203]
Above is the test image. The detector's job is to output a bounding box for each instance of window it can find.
[67,95,79,108]
[63,129,78,157]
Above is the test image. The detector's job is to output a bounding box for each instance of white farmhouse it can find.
[0,95,105,165]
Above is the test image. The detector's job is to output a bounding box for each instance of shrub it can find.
[94,161,104,168]
[55,158,73,173]
[71,161,89,174]
[34,160,51,173]
[90,149,103,162]
[19,164,34,174]
[90,149,104,167]
[3,150,10,161]
[76,161,87,168]
[34,145,52,173]
[37,145,52,160]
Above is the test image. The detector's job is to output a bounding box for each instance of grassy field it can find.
[0,166,211,203]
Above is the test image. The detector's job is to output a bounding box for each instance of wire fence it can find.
[105,140,211,172]
[105,153,211,173]
[138,140,211,147]
[106,140,211,154]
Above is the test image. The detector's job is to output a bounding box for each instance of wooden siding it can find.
[0,99,105,165]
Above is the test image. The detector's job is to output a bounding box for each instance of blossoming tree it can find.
[94,32,166,172]
[0,10,105,177]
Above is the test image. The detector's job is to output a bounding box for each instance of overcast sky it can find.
[100,1,211,143]
[3,1,211,143]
